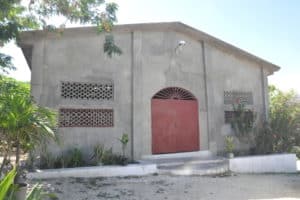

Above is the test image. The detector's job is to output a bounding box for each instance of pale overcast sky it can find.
[2,0,300,93]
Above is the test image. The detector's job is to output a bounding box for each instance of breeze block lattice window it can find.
[224,91,253,105]
[59,108,113,127]
[61,81,113,100]
[224,111,254,124]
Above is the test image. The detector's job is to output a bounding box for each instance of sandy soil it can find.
[29,173,300,200]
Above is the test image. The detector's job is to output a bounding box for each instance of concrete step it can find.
[141,150,213,161]
[140,151,229,176]
[158,159,229,176]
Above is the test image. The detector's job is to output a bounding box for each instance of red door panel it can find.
[151,99,199,154]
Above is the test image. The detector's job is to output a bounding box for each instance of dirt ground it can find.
[28,173,300,200]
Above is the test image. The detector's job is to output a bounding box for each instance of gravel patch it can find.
[28,173,300,200]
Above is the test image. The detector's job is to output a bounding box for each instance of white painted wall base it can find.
[27,164,157,179]
[229,154,297,173]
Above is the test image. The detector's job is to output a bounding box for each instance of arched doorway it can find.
[151,87,200,154]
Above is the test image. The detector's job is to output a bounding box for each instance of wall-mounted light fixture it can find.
[175,40,186,54]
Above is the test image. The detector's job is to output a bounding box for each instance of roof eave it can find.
[18,21,281,74]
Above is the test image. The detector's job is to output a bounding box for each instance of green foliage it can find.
[119,134,129,146]
[0,168,16,200]
[0,168,57,200]
[90,144,128,166]
[119,133,129,157]
[254,86,300,154]
[104,34,122,58]
[0,77,57,176]
[66,148,84,168]
[230,103,256,143]
[40,148,86,169]
[0,0,39,44]
[101,148,128,166]
[290,146,300,159]
[225,136,234,153]
[254,122,274,154]
[26,184,57,200]
[40,144,129,169]
[39,150,56,169]
[0,53,15,74]
[0,0,121,73]
[269,85,300,152]
[90,144,104,165]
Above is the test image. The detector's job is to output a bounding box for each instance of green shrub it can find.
[225,136,234,153]
[254,86,300,155]
[290,146,300,159]
[66,148,84,168]
[230,103,256,143]
[0,168,16,200]
[40,151,56,169]
[101,148,128,166]
[40,145,129,169]
[0,168,57,200]
[119,134,129,157]
[90,144,105,165]
[254,122,274,154]
[40,148,86,169]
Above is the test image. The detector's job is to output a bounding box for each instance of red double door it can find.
[151,99,200,154]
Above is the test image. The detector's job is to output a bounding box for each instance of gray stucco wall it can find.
[204,43,266,152]
[29,31,133,157]
[23,24,273,159]
[132,31,208,158]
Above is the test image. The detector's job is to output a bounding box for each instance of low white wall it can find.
[27,164,157,179]
[229,154,297,173]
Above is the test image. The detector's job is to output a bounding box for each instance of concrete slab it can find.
[141,150,213,160]
[141,151,229,176]
[229,154,297,173]
[27,164,157,179]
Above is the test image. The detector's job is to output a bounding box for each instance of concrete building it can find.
[19,22,280,159]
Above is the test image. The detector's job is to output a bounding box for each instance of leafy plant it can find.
[225,136,234,154]
[39,148,86,169]
[254,122,274,154]
[101,148,128,166]
[0,168,57,200]
[90,144,105,165]
[119,134,129,157]
[0,0,121,74]
[26,184,57,200]
[230,103,256,143]
[67,148,84,168]
[254,86,300,155]
[290,146,300,159]
[0,168,16,200]
[0,77,57,178]
[39,151,56,169]
[268,86,300,152]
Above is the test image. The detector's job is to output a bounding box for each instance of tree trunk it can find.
[14,141,21,184]
[15,141,20,168]
[0,153,8,177]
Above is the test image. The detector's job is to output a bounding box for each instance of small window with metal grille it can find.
[224,110,254,124]
[224,91,253,105]
[59,108,113,127]
[61,81,113,100]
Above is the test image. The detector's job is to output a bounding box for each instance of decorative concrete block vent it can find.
[61,81,113,100]
[224,91,253,105]
[59,108,113,127]
[224,110,254,124]
[229,154,297,173]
